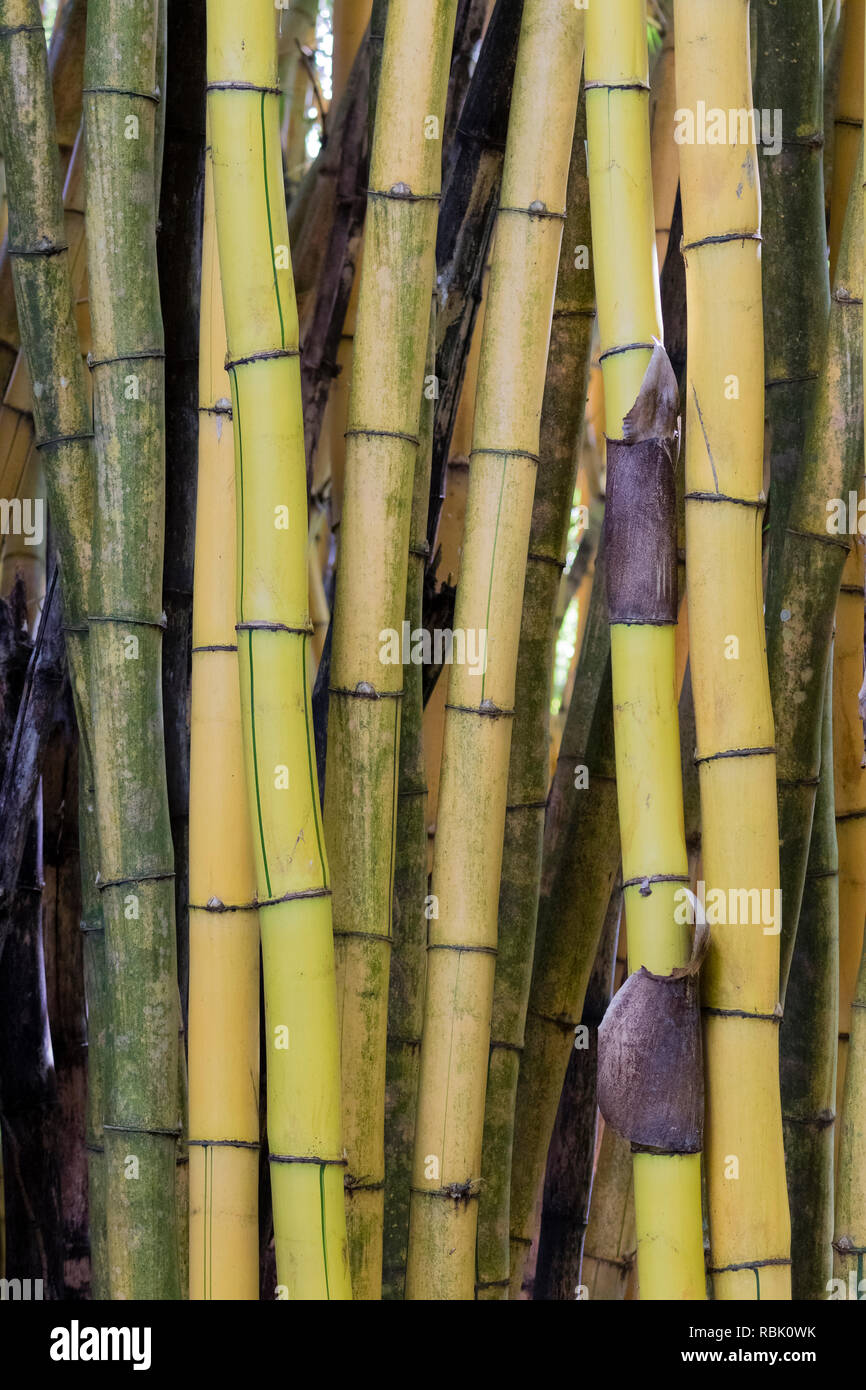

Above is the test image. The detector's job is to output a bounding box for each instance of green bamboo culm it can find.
[323,0,458,1298]
[781,662,838,1300]
[406,0,583,1301]
[475,75,595,1302]
[508,597,619,1294]
[0,0,110,1295]
[83,0,181,1298]
[754,0,830,581]
[765,133,864,1001]
[207,0,352,1300]
[383,296,436,1301]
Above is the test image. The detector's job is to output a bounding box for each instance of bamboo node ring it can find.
[694,745,775,766]
[188,1138,260,1150]
[427,942,497,956]
[269,1153,346,1166]
[470,446,539,464]
[103,1123,182,1138]
[526,550,564,569]
[37,431,95,450]
[622,873,690,896]
[87,348,165,368]
[498,202,566,222]
[584,79,650,93]
[225,347,300,371]
[7,240,68,258]
[344,426,419,445]
[206,81,282,95]
[236,620,313,637]
[96,870,175,893]
[702,1005,782,1023]
[684,490,765,510]
[366,185,440,203]
[598,339,655,364]
[329,682,403,701]
[0,23,45,37]
[88,612,168,630]
[445,700,515,719]
[83,85,161,103]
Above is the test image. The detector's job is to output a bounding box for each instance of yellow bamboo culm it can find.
[406,0,583,1302]
[188,143,260,1302]
[830,0,865,280]
[675,0,791,1300]
[585,0,705,1301]
[207,0,352,1300]
[324,0,458,1297]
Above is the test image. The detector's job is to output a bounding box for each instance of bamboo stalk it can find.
[533,888,621,1301]
[829,0,864,279]
[333,0,373,106]
[382,297,436,1301]
[834,528,866,1134]
[781,665,838,1300]
[427,0,523,552]
[508,579,618,1296]
[676,0,792,1301]
[83,0,181,1298]
[586,0,704,1301]
[581,1125,637,1301]
[475,75,593,1302]
[766,142,864,999]
[832,18,866,1295]
[187,141,261,1303]
[0,1,110,1294]
[650,7,678,266]
[754,0,830,584]
[406,0,582,1301]
[207,0,351,1301]
[323,0,458,1298]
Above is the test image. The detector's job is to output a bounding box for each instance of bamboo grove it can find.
[1,0,866,1310]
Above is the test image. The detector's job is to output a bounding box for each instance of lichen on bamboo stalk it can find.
[475,70,593,1303]
[382,296,436,1302]
[533,887,621,1302]
[0,0,111,1295]
[83,0,182,1299]
[323,0,458,1298]
[754,0,830,585]
[676,0,791,1301]
[187,143,260,1302]
[765,139,864,1000]
[781,665,838,1301]
[207,0,351,1301]
[405,0,582,1302]
[508,569,618,1297]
